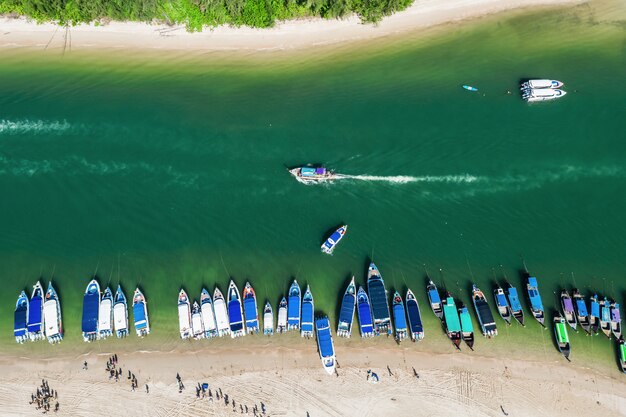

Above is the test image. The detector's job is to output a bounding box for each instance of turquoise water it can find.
[0,1,625,369]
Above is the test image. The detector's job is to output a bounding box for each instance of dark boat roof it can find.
[82,286,100,333]
[338,293,356,325]
[368,279,390,321]
[406,298,423,333]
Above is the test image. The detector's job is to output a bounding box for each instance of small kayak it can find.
[462,85,478,92]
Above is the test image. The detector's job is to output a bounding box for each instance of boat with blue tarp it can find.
[28,281,45,341]
[427,280,444,320]
[315,317,336,375]
[573,289,590,334]
[82,279,100,342]
[98,287,113,339]
[44,282,63,344]
[243,282,259,334]
[600,297,612,338]
[113,285,129,338]
[506,283,525,326]
[405,289,424,341]
[178,289,192,339]
[589,294,600,334]
[227,280,245,338]
[276,297,288,333]
[14,291,29,343]
[494,285,512,325]
[473,284,498,337]
[263,302,274,335]
[301,285,314,338]
[337,277,356,338]
[392,291,407,342]
[132,287,150,337]
[443,294,462,349]
[289,166,337,184]
[459,303,474,350]
[213,287,230,337]
[357,286,374,337]
[201,288,218,338]
[526,276,545,326]
[321,225,347,255]
[367,263,392,336]
[287,280,301,331]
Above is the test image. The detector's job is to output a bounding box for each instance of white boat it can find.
[276,297,288,333]
[523,88,567,102]
[178,289,192,340]
[521,79,564,90]
[213,287,231,337]
[191,301,205,339]
[132,287,150,337]
[263,301,274,335]
[200,288,218,338]
[98,287,113,339]
[289,166,337,184]
[113,285,129,338]
[43,282,63,344]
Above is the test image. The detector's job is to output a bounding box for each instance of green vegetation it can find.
[0,0,415,29]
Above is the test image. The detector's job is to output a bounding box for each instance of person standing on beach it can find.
[145,384,149,394]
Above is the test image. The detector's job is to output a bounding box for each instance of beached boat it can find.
[522,88,567,102]
[573,289,591,334]
[337,277,356,338]
[301,285,314,338]
[357,286,374,338]
[263,302,274,336]
[493,286,512,325]
[611,302,622,340]
[289,166,337,184]
[560,290,577,331]
[554,313,571,361]
[191,301,205,339]
[472,284,497,338]
[600,297,612,338]
[200,288,218,338]
[392,292,408,342]
[27,281,45,341]
[315,317,336,375]
[213,287,230,337]
[368,263,392,336]
[98,287,113,339]
[427,280,444,320]
[113,285,129,338]
[321,225,347,255]
[43,282,63,344]
[520,79,564,90]
[178,289,192,340]
[589,294,600,334]
[506,283,525,327]
[526,276,545,326]
[14,291,29,343]
[443,295,462,349]
[619,337,626,373]
[276,297,288,334]
[227,280,245,338]
[243,282,259,334]
[458,303,474,350]
[405,289,424,342]
[132,287,150,337]
[287,279,301,331]
[82,279,101,342]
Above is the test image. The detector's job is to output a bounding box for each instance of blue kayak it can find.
[463,85,478,92]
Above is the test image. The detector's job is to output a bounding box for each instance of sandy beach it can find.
[0,0,583,52]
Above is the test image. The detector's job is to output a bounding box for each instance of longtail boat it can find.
[14,291,29,344]
[27,281,45,341]
[113,285,129,338]
[357,286,374,337]
[287,280,301,331]
[560,290,577,331]
[405,289,424,341]
[263,302,274,336]
[458,303,474,350]
[472,284,497,337]
[589,294,600,334]
[554,313,571,361]
[526,276,545,326]
[427,280,444,320]
[392,291,408,342]
[301,285,314,338]
[82,279,100,342]
[493,285,512,325]
[213,287,230,337]
[442,294,462,349]
[276,297,288,333]
[315,317,336,375]
[44,282,63,344]
[506,283,525,326]
[177,289,192,340]
[611,302,622,340]
[368,263,392,336]
[200,288,218,338]
[337,277,356,338]
[573,289,591,334]
[243,282,259,334]
[227,280,245,338]
[98,287,113,339]
[600,297,612,338]
[619,337,626,373]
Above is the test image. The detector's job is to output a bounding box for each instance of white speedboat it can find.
[521,79,564,90]
[178,289,192,340]
[113,285,129,338]
[191,301,205,340]
[523,88,567,102]
[200,288,218,338]
[98,287,113,340]
[213,287,231,337]
[289,166,337,184]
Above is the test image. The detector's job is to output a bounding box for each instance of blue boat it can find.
[321,225,347,255]
[287,279,301,331]
[356,286,374,337]
[301,285,315,338]
[315,317,336,375]
[227,280,245,338]
[337,277,356,338]
[589,294,600,334]
[506,283,525,326]
[462,85,478,92]
[82,279,101,342]
[27,281,44,341]
[14,291,29,343]
[526,276,545,326]
[113,285,129,338]
[392,291,407,342]
[43,282,63,344]
[133,287,150,337]
[405,289,424,342]
[600,297,612,338]
[573,289,591,334]
[367,263,392,336]
[427,280,444,320]
[98,287,113,339]
[243,282,259,334]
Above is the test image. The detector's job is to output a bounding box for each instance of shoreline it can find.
[0,0,583,53]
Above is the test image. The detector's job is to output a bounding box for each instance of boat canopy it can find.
[316,318,334,358]
[243,297,258,328]
[369,281,390,321]
[393,303,407,330]
[406,300,423,333]
[507,287,523,312]
[602,303,611,321]
[563,298,574,313]
[591,299,600,317]
[443,298,461,332]
[82,291,100,334]
[528,277,544,310]
[476,300,496,329]
[528,79,561,89]
[99,297,112,331]
[556,322,569,343]
[459,308,474,332]
[301,167,325,176]
[338,293,355,328]
[496,293,508,307]
[133,303,148,329]
[43,301,60,335]
[428,288,441,304]
[621,343,626,361]
[287,295,300,326]
[612,306,621,322]
[301,301,314,333]
[28,296,43,334]
[358,294,374,334]
[14,298,28,337]
[576,300,589,317]
[228,300,244,332]
[114,303,128,330]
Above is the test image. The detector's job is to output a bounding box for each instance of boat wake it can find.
[335,174,480,184]
[0,119,72,135]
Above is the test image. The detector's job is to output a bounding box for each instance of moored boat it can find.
[191,301,205,339]
[337,277,356,338]
[459,303,474,350]
[289,166,337,184]
[589,294,600,334]
[522,88,567,102]
[600,297,612,338]
[392,291,408,342]
[213,287,230,337]
[367,263,392,336]
[573,289,591,334]
[178,289,192,340]
[405,289,424,342]
[287,280,301,331]
[506,283,525,327]
[611,302,622,340]
[321,225,347,255]
[276,297,288,333]
[263,302,274,336]
[113,285,129,338]
[494,285,512,325]
[472,284,497,338]
[357,286,374,338]
[554,313,571,361]
[98,287,113,339]
[14,291,29,343]
[301,285,314,338]
[443,295,462,349]
[227,280,245,338]
[619,337,626,373]
[560,290,577,331]
[43,282,63,344]
[520,79,564,89]
[526,276,545,326]
[315,317,336,375]
[82,279,100,342]
[200,288,218,338]
[243,282,259,334]
[132,287,150,337]
[27,281,45,341]
[427,280,444,320]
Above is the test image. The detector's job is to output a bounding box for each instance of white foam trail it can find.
[0,119,72,135]
[337,174,480,184]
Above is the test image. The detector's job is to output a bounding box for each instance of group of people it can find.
[101,354,147,393]
[29,379,59,413]
[196,383,267,416]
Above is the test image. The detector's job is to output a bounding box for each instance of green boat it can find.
[458,303,475,350]
[554,313,571,361]
[619,337,626,373]
[443,294,462,350]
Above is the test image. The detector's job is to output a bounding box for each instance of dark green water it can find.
[1,1,625,367]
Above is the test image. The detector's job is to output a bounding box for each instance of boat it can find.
[14,291,29,343]
[315,317,336,375]
[82,279,101,342]
[178,289,192,339]
[427,280,444,320]
[191,301,205,339]
[213,287,230,337]
[336,277,356,338]
[367,263,392,336]
[263,302,274,335]
[27,281,45,341]
[113,285,129,338]
[619,337,626,373]
[43,282,63,344]
[321,225,348,255]
[132,287,150,337]
[243,282,259,334]
[520,79,564,89]
[287,280,301,331]
[98,287,113,339]
[462,85,478,92]
[200,288,218,338]
[611,302,622,340]
[526,276,545,326]
[600,297,612,338]
[522,88,567,102]
[589,294,600,334]
[554,313,571,361]
[301,285,314,338]
[276,297,288,333]
[560,290,577,331]
[442,295,462,349]
[493,285,512,325]
[227,280,245,338]
[357,286,374,337]
[289,166,337,184]
[573,289,591,334]
[472,284,497,337]
[392,292,408,342]
[506,283,525,327]
[405,289,424,341]
[458,303,475,350]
